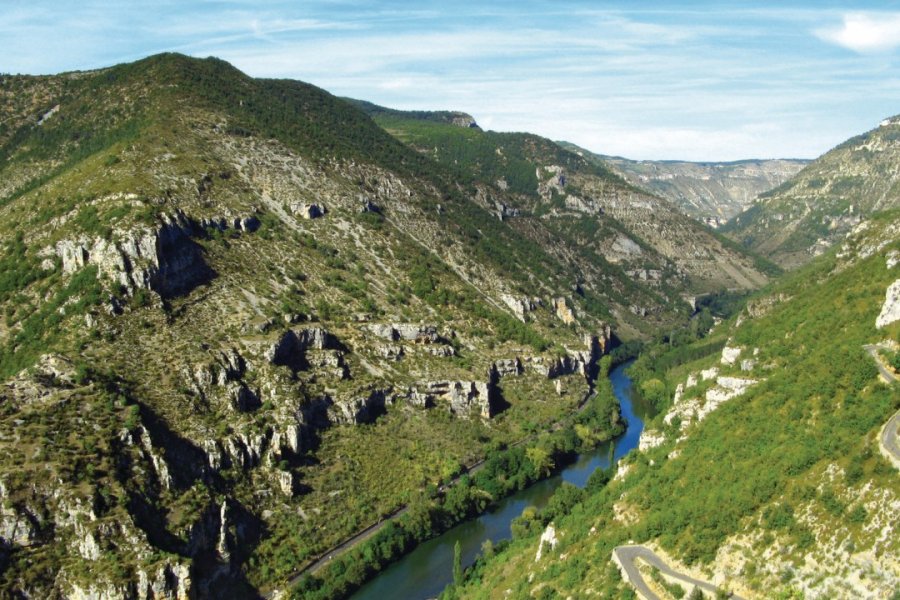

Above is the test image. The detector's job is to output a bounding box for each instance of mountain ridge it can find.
[0,53,774,598]
[723,116,900,268]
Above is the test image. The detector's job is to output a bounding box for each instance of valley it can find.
[0,50,896,600]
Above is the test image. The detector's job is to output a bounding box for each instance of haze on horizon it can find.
[4,0,900,161]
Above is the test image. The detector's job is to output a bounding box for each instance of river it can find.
[350,360,652,600]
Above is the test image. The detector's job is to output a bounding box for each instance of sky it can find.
[3,1,900,161]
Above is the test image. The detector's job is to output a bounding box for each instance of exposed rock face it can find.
[277,471,294,497]
[876,279,900,329]
[367,323,445,343]
[329,388,388,425]
[638,429,666,451]
[706,377,757,404]
[450,113,479,128]
[564,194,601,214]
[664,375,758,430]
[501,294,541,322]
[64,550,193,599]
[535,523,558,561]
[493,358,523,377]
[887,250,899,269]
[0,505,40,547]
[55,212,216,298]
[610,234,642,258]
[136,562,193,600]
[700,367,719,381]
[182,348,262,413]
[554,297,576,325]
[493,200,520,220]
[720,345,742,365]
[291,202,326,219]
[407,379,497,418]
[525,331,609,382]
[537,165,566,200]
[447,381,494,418]
[596,153,808,223]
[265,327,341,370]
[394,324,441,342]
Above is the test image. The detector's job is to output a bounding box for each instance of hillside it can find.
[352,100,777,316]
[448,210,900,599]
[558,143,807,227]
[723,117,900,269]
[0,54,776,599]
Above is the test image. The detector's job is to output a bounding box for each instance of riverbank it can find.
[275,357,631,600]
[349,358,649,600]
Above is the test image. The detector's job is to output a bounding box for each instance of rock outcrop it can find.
[554,297,576,325]
[406,379,497,419]
[329,388,388,425]
[265,327,342,370]
[535,523,558,561]
[501,294,541,322]
[876,279,900,329]
[291,202,326,219]
[720,345,742,365]
[55,212,217,298]
[367,323,445,344]
[525,331,610,382]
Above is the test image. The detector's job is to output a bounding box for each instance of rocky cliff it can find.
[564,147,808,225]
[723,117,900,268]
[0,53,643,597]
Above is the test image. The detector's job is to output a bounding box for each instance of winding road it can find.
[863,344,900,470]
[613,545,746,600]
[610,347,898,600]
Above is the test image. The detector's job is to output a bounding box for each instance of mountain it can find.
[450,209,900,599]
[558,142,808,227]
[351,100,777,311]
[0,54,774,598]
[723,117,900,269]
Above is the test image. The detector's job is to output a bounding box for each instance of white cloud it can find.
[816,12,900,53]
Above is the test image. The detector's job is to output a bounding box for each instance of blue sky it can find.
[4,1,900,160]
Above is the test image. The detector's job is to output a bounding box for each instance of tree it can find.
[452,540,463,585]
[526,446,554,478]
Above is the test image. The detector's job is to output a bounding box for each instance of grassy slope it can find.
[450,210,900,599]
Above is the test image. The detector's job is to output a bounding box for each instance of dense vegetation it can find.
[449,212,900,599]
[290,357,623,599]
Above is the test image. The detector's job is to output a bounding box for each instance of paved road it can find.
[613,545,746,600]
[863,344,900,470]
[864,344,899,384]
